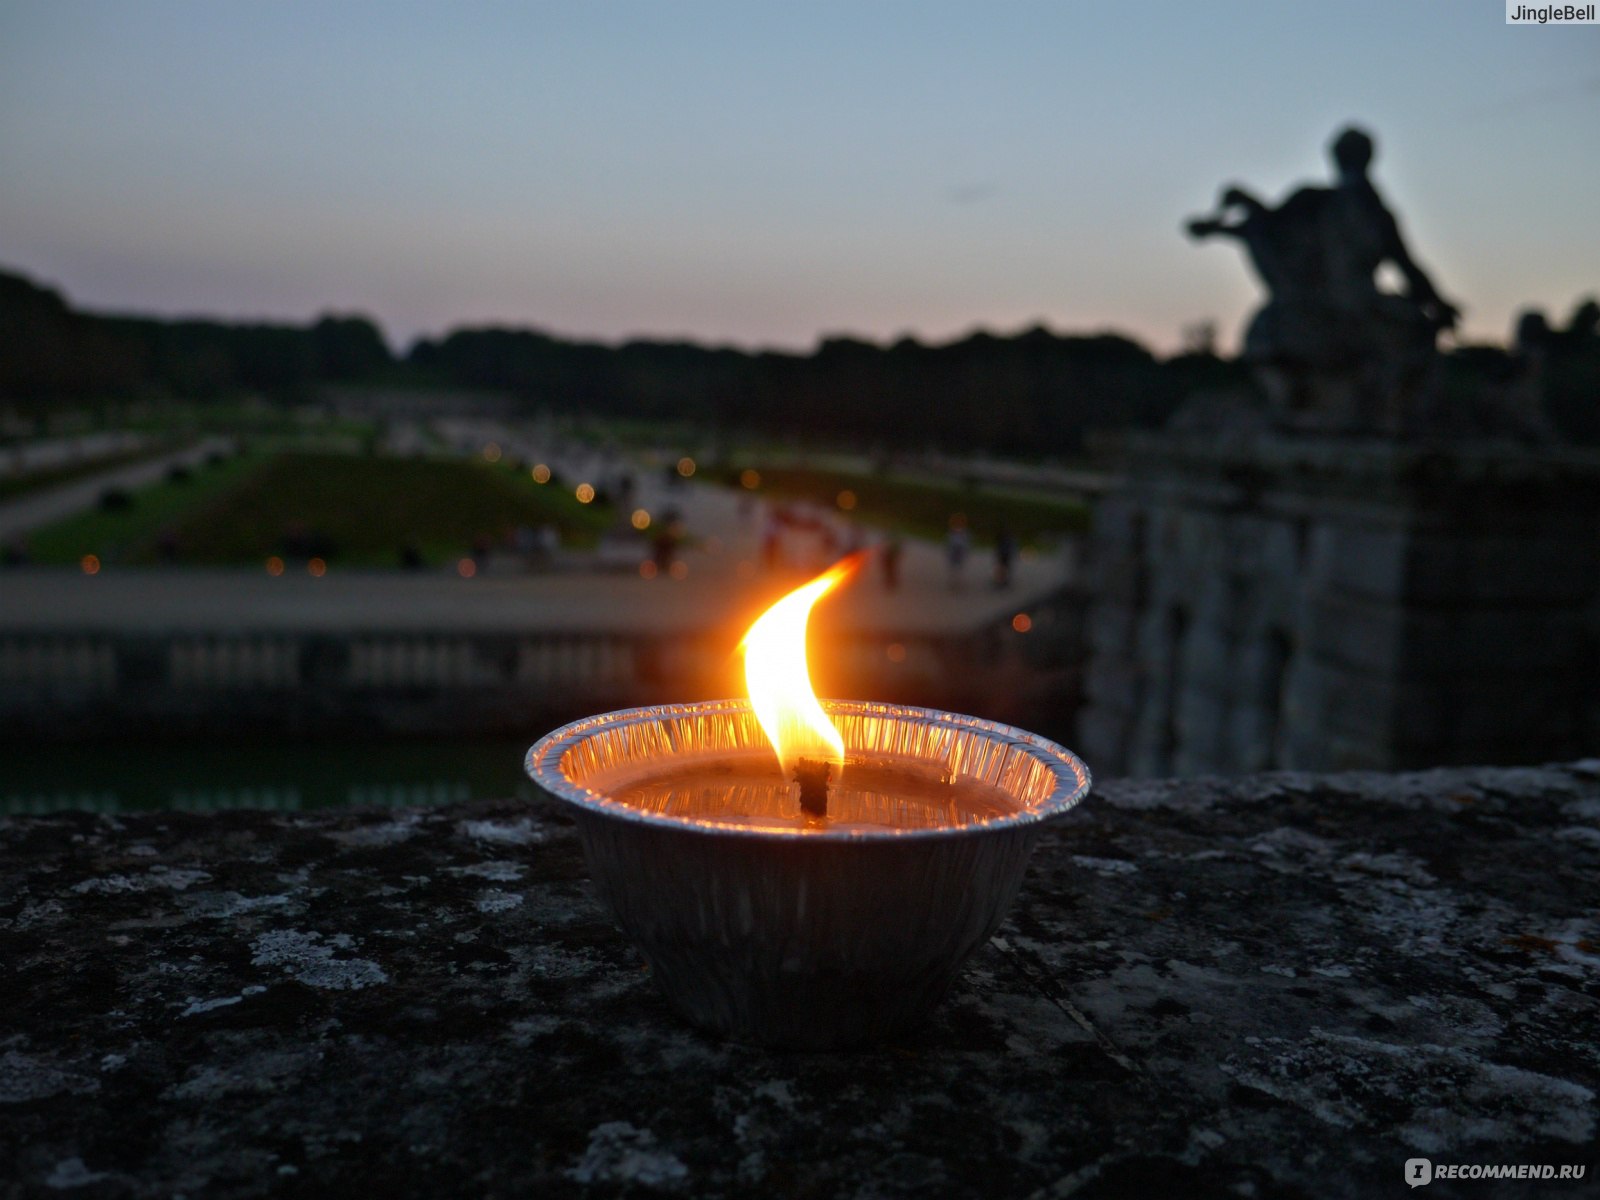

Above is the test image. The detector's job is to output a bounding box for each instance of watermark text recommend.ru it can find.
[1506,2,1597,22]
[1405,1158,1588,1187]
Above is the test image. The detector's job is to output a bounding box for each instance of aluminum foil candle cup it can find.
[527,698,1091,1049]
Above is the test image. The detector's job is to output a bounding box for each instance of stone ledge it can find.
[4,762,1598,1198]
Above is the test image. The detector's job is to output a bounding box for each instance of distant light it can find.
[886,642,907,663]
[457,558,477,579]
[576,483,596,504]
[308,557,327,577]
[1012,612,1032,633]
[631,508,651,530]
[639,561,658,579]
[265,556,285,577]
[482,442,502,463]
[669,561,689,580]
[836,489,858,511]
[740,469,761,490]
[677,457,696,478]
[80,554,100,576]
[532,464,552,484]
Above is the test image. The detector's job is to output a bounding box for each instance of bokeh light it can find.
[80,554,100,575]
[676,457,696,478]
[265,556,285,577]
[532,464,552,484]
[1012,613,1033,633]
[836,489,857,511]
[631,508,651,530]
[308,557,327,577]
[576,483,596,504]
[740,469,761,490]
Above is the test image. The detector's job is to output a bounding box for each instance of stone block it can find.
[1086,604,1138,658]
[1212,511,1302,583]
[1222,702,1278,774]
[1302,594,1404,674]
[1088,493,1141,546]
[1283,727,1394,771]
[1082,658,1144,716]
[1173,687,1227,770]
[1074,707,1131,775]
[1305,521,1407,601]
[1286,656,1398,745]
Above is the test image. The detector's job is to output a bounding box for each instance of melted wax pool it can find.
[606,753,1021,833]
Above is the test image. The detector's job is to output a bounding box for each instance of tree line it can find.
[0,266,1245,452]
[3,265,1594,449]
[410,323,1245,453]
[0,270,390,405]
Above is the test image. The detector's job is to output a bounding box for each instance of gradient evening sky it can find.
[1,1,1595,354]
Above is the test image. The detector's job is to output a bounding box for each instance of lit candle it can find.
[526,557,1091,1046]
[585,553,1025,832]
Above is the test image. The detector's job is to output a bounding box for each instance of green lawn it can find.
[27,451,268,565]
[162,452,611,565]
[717,464,1090,546]
[0,442,180,504]
[121,400,377,441]
[28,451,615,567]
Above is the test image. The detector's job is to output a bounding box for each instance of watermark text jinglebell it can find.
[1506,2,1598,22]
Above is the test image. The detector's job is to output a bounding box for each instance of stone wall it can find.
[1079,433,1600,776]
[3,761,1595,1197]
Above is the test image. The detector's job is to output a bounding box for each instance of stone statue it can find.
[1187,126,1461,435]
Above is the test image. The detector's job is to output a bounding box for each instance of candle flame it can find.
[740,553,864,777]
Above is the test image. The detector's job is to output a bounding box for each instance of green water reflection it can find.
[1,739,541,815]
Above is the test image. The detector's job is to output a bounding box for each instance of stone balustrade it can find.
[0,594,1086,741]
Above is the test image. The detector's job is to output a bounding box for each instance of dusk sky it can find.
[1,1,1595,354]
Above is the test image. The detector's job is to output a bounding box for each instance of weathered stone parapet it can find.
[4,761,1597,1197]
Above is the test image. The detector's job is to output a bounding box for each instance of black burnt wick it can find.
[793,758,831,818]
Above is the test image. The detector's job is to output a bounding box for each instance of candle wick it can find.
[794,758,831,818]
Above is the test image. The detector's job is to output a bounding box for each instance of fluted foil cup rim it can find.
[526,698,1091,841]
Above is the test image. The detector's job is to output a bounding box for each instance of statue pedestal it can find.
[1079,431,1600,775]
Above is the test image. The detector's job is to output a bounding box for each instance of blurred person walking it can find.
[760,508,784,573]
[881,534,903,591]
[993,525,1016,589]
[945,517,970,591]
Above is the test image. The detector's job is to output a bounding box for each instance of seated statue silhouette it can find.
[1187,126,1461,435]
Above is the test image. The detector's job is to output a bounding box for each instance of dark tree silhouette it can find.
[4,264,1593,447]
